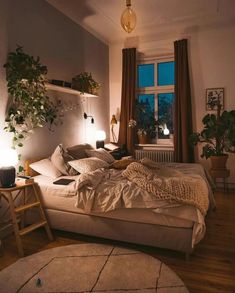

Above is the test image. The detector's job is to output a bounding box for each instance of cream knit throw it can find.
[122,162,209,216]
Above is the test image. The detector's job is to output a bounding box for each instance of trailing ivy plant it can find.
[4,46,61,171]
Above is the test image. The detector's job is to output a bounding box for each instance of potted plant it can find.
[189,99,235,170]
[129,99,157,144]
[72,72,100,95]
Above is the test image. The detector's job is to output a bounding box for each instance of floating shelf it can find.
[46,83,98,98]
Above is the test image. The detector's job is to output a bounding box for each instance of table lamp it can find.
[0,148,18,188]
[96,130,106,149]
[110,114,117,143]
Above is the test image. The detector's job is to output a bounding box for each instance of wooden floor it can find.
[1,190,235,293]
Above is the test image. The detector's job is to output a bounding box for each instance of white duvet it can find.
[74,162,214,246]
[34,162,215,247]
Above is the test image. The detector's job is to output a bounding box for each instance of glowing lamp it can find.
[121,0,137,33]
[0,148,18,188]
[163,124,170,136]
[96,130,106,149]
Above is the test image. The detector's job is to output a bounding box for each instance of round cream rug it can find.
[0,244,189,293]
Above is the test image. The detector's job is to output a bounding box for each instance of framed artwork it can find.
[206,88,224,111]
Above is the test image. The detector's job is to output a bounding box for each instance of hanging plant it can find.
[72,72,100,95]
[3,46,62,169]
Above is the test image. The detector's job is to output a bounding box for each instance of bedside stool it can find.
[0,182,53,257]
[210,169,230,193]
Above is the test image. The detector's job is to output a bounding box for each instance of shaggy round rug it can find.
[0,244,189,293]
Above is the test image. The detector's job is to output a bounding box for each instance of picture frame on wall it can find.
[206,87,224,111]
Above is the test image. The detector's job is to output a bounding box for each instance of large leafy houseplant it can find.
[189,101,235,161]
[4,47,61,169]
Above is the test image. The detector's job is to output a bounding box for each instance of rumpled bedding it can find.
[122,162,209,216]
[74,160,214,246]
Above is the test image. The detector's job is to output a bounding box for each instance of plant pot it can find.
[138,133,149,144]
[210,154,228,170]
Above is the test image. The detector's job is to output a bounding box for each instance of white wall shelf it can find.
[46,83,98,98]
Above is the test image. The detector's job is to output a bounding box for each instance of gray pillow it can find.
[85,148,115,164]
[67,144,93,160]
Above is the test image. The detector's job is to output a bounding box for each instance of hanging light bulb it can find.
[121,0,137,33]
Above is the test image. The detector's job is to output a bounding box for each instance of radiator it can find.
[134,149,174,163]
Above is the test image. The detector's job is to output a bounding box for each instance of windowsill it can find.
[135,143,174,151]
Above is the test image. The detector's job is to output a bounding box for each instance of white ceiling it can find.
[46,0,235,44]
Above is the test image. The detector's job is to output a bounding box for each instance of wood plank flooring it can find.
[0,190,235,293]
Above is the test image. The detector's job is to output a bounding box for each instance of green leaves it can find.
[72,72,100,95]
[4,46,62,163]
[189,108,235,158]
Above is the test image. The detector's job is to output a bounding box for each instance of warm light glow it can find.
[96,130,106,141]
[0,148,18,167]
[121,0,137,33]
[163,124,170,136]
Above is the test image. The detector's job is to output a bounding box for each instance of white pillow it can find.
[85,148,115,164]
[30,158,62,178]
[51,145,69,175]
[68,157,109,174]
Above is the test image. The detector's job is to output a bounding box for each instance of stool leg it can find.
[32,185,53,241]
[7,191,24,257]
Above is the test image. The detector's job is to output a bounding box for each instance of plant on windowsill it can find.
[72,72,100,95]
[189,98,235,170]
[3,46,62,171]
[129,99,157,144]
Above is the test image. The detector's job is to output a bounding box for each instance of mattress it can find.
[34,175,193,228]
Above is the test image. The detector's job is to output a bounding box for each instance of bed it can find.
[24,145,215,257]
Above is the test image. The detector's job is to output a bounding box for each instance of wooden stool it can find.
[210,169,230,193]
[0,182,53,257]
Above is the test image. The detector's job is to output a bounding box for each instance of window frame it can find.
[137,55,175,147]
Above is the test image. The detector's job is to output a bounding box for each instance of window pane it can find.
[157,61,175,86]
[137,94,157,140]
[138,64,154,87]
[138,94,155,112]
[158,93,174,138]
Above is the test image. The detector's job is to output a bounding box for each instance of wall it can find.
[0,0,11,148]
[0,0,109,160]
[109,21,235,185]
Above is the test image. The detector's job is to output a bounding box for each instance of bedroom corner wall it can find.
[109,21,235,186]
[0,0,11,148]
[0,0,109,160]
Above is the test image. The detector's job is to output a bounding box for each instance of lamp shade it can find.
[95,130,106,149]
[0,148,18,167]
[95,130,106,141]
[110,115,117,125]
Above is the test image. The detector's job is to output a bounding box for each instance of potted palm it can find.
[189,100,235,170]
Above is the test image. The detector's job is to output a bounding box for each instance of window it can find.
[137,57,175,144]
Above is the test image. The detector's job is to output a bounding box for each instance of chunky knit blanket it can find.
[122,162,209,216]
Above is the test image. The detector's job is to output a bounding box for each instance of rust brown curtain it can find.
[118,48,136,154]
[174,39,194,163]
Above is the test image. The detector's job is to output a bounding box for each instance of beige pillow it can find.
[67,144,93,159]
[30,158,62,178]
[85,148,115,164]
[68,157,109,174]
[51,144,78,175]
[51,145,69,175]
